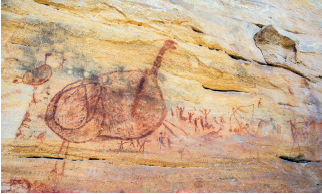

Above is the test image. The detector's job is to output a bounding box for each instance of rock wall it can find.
[1,0,322,192]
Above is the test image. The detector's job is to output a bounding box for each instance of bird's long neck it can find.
[151,46,169,75]
[131,45,169,118]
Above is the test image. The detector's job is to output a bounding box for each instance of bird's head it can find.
[163,40,178,51]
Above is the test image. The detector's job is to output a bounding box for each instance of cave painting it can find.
[43,40,182,173]
[8,40,318,190]
[14,52,313,162]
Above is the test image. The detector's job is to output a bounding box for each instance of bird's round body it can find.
[45,69,166,143]
[22,64,52,86]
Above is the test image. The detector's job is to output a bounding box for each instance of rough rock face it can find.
[255,25,298,68]
[1,0,322,192]
[254,25,319,82]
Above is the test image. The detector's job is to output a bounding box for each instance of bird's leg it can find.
[57,141,66,158]
[50,141,66,175]
[31,86,37,104]
[51,162,59,174]
[60,58,67,71]
[61,142,69,176]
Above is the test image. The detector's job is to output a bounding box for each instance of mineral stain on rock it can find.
[254,25,312,80]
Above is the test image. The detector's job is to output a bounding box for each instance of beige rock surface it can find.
[1,0,322,192]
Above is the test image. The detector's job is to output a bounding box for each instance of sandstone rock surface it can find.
[1,0,322,192]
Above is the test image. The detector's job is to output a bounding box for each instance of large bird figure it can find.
[45,40,178,174]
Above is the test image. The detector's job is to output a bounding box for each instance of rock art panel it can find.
[2,0,322,193]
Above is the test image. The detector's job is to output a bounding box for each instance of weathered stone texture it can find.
[1,0,322,192]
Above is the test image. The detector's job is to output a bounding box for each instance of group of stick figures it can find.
[118,139,152,152]
[118,131,172,151]
[171,106,225,133]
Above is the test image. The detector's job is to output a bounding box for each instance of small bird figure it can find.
[22,53,52,104]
